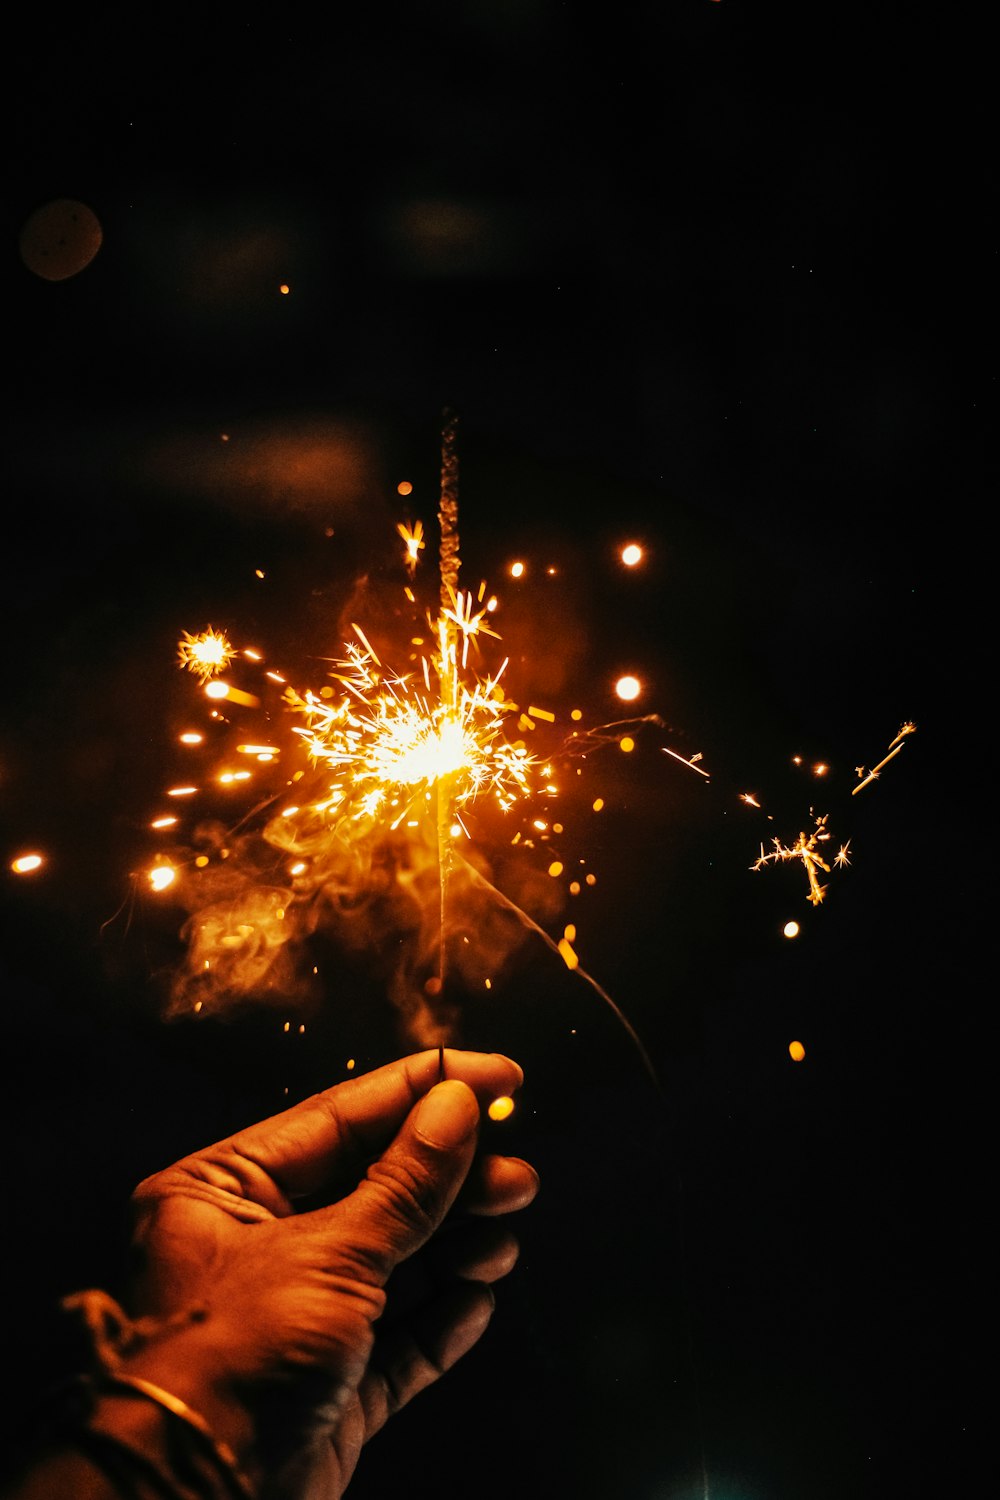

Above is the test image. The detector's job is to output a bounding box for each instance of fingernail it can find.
[415,1080,479,1148]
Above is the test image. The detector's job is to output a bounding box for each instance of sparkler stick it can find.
[435,409,462,1076]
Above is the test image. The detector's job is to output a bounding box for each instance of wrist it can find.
[116,1323,262,1491]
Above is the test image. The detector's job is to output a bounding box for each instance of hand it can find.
[118,1049,537,1498]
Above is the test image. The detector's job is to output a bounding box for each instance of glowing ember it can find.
[10,853,44,874]
[621,543,643,566]
[148,864,177,891]
[615,675,641,702]
[782,920,800,939]
[789,1040,806,1062]
[487,1095,515,1121]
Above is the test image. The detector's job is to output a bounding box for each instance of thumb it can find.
[326,1078,481,1284]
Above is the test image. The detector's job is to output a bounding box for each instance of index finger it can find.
[225,1049,523,1199]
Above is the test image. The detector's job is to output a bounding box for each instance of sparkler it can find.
[141,412,661,1084]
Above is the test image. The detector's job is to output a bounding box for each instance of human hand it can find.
[117,1049,537,1498]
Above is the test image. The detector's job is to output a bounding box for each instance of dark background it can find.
[1,7,983,1498]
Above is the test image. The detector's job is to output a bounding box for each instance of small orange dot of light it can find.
[813,763,828,777]
[486,596,498,612]
[783,921,800,939]
[792,755,803,765]
[547,566,557,575]
[585,873,597,886]
[179,732,203,744]
[510,561,525,578]
[194,856,209,868]
[347,1058,356,1070]
[290,862,307,875]
[564,923,577,942]
[548,861,564,878]
[397,480,413,496]
[619,736,635,753]
[205,681,229,700]
[11,853,43,874]
[615,675,641,702]
[789,1040,806,1062]
[569,880,581,894]
[150,817,177,830]
[488,1096,515,1122]
[167,786,198,797]
[592,798,604,812]
[148,866,176,892]
[279,284,290,294]
[621,543,643,566]
[571,708,583,720]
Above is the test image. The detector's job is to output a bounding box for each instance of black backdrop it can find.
[1,8,983,1498]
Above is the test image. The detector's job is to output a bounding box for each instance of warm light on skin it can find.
[783,920,800,939]
[11,853,43,874]
[615,675,641,702]
[789,1040,806,1062]
[487,1095,515,1122]
[621,543,643,566]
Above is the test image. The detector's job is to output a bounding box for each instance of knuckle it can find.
[364,1158,438,1242]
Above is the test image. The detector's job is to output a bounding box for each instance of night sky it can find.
[1,9,983,1499]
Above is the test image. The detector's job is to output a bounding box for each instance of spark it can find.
[396,519,425,574]
[441,587,501,666]
[662,746,710,779]
[284,642,534,828]
[853,722,917,794]
[177,627,236,683]
[751,813,845,906]
[621,543,643,567]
